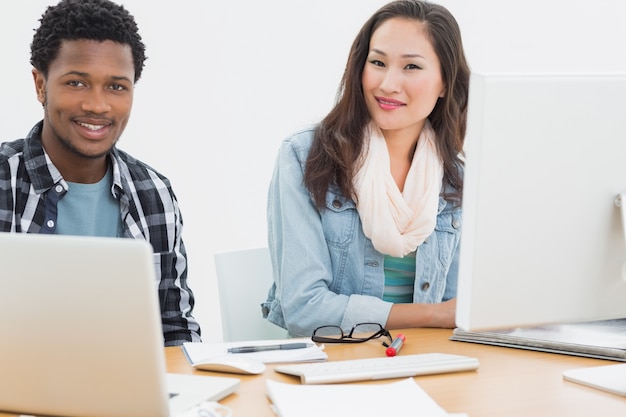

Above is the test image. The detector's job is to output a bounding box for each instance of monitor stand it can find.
[563,195,626,397]
[615,193,626,284]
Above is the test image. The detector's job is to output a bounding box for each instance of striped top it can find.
[383,250,417,303]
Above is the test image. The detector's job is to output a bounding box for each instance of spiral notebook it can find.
[183,338,327,365]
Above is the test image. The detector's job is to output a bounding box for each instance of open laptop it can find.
[0,232,239,417]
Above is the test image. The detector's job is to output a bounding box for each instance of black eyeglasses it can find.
[311,322,392,346]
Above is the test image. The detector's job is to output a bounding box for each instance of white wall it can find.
[2,0,626,341]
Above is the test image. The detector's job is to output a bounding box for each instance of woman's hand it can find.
[386,298,457,329]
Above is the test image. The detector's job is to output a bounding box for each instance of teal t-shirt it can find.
[383,250,417,303]
[56,166,123,237]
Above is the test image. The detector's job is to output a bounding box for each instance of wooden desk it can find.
[167,328,626,416]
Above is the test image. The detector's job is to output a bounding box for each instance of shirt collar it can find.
[23,120,124,198]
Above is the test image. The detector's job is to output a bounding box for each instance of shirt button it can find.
[54,185,63,193]
[46,220,55,228]
[332,199,342,208]
[452,219,461,229]
[421,282,430,291]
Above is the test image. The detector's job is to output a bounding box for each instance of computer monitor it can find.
[456,72,626,332]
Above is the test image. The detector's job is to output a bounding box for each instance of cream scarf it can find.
[353,121,443,257]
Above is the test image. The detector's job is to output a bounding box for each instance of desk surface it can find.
[169,328,625,416]
[1,328,623,416]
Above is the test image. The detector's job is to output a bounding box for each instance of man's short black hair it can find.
[30,0,147,82]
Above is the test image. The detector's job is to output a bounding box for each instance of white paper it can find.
[182,338,327,365]
[563,363,626,396]
[266,377,450,417]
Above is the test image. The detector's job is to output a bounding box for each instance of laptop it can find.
[0,232,239,417]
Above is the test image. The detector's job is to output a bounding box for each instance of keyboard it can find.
[274,352,479,384]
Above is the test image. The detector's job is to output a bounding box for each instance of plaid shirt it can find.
[0,121,201,346]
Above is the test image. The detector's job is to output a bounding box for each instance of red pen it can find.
[385,333,406,357]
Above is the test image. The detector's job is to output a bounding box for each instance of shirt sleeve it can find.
[267,135,392,337]
[117,155,202,346]
[155,192,202,347]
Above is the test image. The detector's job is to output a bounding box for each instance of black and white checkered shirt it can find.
[0,121,201,346]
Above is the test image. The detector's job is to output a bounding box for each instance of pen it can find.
[227,342,312,354]
[385,333,406,357]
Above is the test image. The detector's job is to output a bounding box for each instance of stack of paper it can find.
[266,377,465,417]
[451,318,626,361]
[182,338,327,365]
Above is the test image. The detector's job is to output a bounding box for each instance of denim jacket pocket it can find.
[433,207,462,267]
[320,189,358,248]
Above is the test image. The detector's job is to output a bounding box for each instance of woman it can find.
[263,0,470,337]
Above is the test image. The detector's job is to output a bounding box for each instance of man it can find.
[0,0,201,346]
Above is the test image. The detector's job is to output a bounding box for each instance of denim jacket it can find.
[262,127,462,337]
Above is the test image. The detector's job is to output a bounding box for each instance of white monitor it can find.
[456,72,626,332]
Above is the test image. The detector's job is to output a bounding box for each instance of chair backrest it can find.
[214,247,288,342]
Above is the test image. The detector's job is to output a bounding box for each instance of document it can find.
[182,338,327,365]
[451,318,626,361]
[266,377,461,417]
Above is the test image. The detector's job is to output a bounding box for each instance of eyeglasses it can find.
[311,322,393,346]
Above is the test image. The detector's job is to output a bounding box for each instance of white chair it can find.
[214,247,288,342]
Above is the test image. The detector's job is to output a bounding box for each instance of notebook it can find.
[0,232,239,417]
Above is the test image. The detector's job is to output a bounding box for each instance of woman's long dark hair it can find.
[304,0,470,208]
